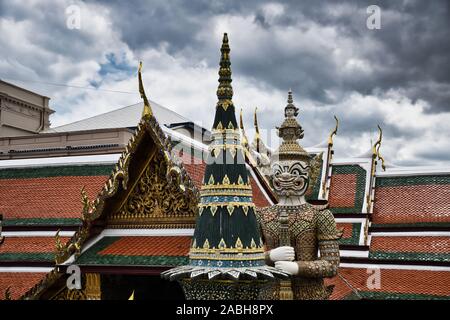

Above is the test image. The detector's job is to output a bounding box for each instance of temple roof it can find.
[0,51,449,301]
[43,100,199,133]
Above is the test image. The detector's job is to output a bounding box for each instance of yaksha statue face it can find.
[272,159,310,197]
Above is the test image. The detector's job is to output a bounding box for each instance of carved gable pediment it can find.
[107,145,199,228]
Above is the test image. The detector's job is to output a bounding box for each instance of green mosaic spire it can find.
[191,32,263,269]
[212,33,237,131]
[162,34,287,282]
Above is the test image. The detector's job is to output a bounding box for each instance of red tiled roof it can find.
[99,236,191,257]
[0,272,47,300]
[370,236,450,254]
[324,272,354,300]
[373,184,450,225]
[0,237,69,254]
[250,176,270,207]
[0,176,107,220]
[328,174,357,208]
[326,267,450,298]
[337,223,355,240]
[182,159,206,189]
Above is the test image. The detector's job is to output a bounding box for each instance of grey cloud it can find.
[0,0,449,164]
[96,0,450,113]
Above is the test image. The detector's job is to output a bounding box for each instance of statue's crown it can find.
[272,90,311,162]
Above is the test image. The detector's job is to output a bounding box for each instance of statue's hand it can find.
[275,261,299,276]
[269,246,295,262]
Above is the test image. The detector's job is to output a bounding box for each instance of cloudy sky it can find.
[1,0,449,166]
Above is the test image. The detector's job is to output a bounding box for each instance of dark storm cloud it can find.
[93,0,450,114]
[0,0,448,164]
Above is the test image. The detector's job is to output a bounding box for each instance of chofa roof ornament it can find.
[162,33,287,299]
[138,61,153,118]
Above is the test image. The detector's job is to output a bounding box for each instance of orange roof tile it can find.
[328,174,357,208]
[250,176,270,208]
[0,176,107,220]
[0,237,69,254]
[99,236,191,257]
[327,267,450,298]
[373,184,450,225]
[337,223,356,240]
[0,272,47,300]
[371,236,450,254]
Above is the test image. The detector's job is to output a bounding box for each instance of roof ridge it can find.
[51,100,192,130]
[51,102,142,129]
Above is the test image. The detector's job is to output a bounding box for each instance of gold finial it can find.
[254,107,261,152]
[373,125,386,171]
[80,186,93,222]
[216,33,233,101]
[4,286,12,300]
[138,61,153,118]
[239,108,249,149]
[55,229,64,264]
[327,115,339,146]
[287,89,293,104]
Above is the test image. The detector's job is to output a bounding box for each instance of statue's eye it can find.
[291,168,301,176]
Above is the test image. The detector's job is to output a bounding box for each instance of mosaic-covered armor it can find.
[257,204,341,299]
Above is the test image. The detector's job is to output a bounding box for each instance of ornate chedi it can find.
[162,33,287,299]
[256,90,343,300]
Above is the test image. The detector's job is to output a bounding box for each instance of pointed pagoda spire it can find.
[273,90,308,162]
[162,34,287,286]
[212,33,237,130]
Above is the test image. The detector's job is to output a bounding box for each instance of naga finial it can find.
[54,229,65,264]
[80,186,94,222]
[328,115,339,146]
[253,107,261,152]
[373,125,386,171]
[138,61,153,118]
[240,108,249,150]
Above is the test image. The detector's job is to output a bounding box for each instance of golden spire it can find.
[373,125,386,171]
[328,115,339,146]
[138,61,153,118]
[253,107,261,152]
[240,108,249,150]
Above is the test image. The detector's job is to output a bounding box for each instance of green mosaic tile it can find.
[376,175,450,188]
[0,164,114,179]
[369,251,450,262]
[356,291,450,300]
[3,218,81,226]
[371,222,450,228]
[0,252,55,262]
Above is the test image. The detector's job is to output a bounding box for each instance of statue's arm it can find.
[296,209,342,278]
